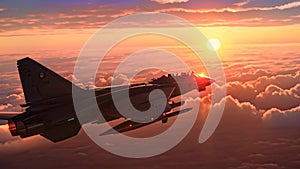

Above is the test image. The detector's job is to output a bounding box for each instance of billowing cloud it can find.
[262,105,300,128]
[95,74,130,87]
[253,84,300,110]
[216,95,261,127]
[199,92,261,128]
[228,69,271,83]
[254,71,300,92]
[226,81,256,102]
[225,71,300,111]
[290,83,300,96]
[0,93,24,111]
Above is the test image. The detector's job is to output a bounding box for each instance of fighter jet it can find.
[0,57,214,142]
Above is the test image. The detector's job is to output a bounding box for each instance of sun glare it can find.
[196,73,206,77]
[207,38,221,51]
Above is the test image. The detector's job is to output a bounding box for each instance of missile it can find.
[99,107,192,136]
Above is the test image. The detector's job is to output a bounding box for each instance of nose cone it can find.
[195,76,215,91]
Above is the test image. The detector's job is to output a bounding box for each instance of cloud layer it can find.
[0,16,299,168]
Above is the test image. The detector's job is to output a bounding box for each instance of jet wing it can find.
[93,84,176,123]
[0,112,22,120]
[129,84,176,108]
[98,84,175,103]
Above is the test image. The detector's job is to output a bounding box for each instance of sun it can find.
[207,38,221,51]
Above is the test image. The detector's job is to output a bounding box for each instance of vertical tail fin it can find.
[17,57,83,103]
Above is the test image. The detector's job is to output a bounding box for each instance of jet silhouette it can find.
[0,57,214,142]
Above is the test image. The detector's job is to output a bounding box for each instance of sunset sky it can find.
[0,1,300,169]
[1,0,300,52]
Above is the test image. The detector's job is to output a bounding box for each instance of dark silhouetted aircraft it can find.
[0,57,214,142]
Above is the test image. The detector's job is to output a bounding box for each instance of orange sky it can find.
[1,25,300,56]
[1,1,300,55]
